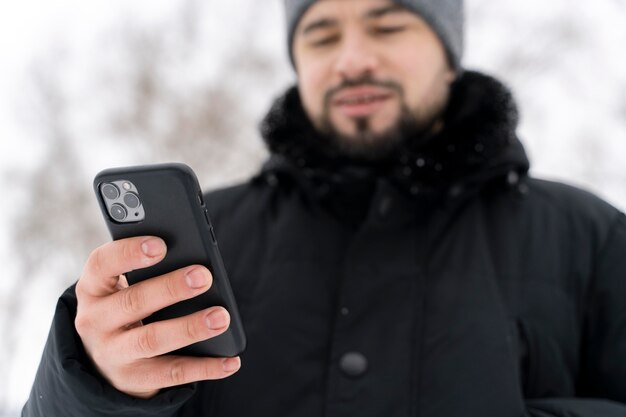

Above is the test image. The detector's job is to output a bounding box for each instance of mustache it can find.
[323,75,404,106]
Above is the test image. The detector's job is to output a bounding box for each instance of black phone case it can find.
[94,163,246,357]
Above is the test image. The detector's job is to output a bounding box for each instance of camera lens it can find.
[110,204,127,221]
[101,183,120,200]
[123,192,141,209]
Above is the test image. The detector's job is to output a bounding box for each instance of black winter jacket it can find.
[23,72,626,417]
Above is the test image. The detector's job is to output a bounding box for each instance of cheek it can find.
[388,45,448,107]
[298,60,332,118]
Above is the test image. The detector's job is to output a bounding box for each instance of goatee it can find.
[315,75,446,162]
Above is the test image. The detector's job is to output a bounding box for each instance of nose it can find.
[333,30,379,80]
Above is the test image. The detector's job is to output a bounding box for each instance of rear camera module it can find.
[110,204,127,221]
[100,179,145,223]
[123,192,141,209]
[101,183,120,200]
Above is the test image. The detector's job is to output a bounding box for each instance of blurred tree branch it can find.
[2,1,279,409]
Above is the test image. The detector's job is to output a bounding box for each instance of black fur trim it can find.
[259,70,529,200]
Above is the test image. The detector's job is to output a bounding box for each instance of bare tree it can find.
[0,57,106,410]
[2,1,279,411]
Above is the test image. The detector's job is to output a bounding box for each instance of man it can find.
[23,0,626,416]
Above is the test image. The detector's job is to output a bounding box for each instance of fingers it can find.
[123,306,230,358]
[74,236,242,399]
[116,356,241,397]
[92,265,213,331]
[78,237,167,298]
[156,356,241,389]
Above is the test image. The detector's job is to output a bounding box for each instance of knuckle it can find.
[135,326,159,357]
[163,275,180,301]
[75,279,86,298]
[120,286,145,315]
[184,317,204,341]
[122,242,137,264]
[169,360,187,386]
[74,313,90,336]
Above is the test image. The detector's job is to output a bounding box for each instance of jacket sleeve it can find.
[526,212,626,416]
[22,285,197,417]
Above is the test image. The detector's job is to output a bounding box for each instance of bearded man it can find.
[23,1,626,416]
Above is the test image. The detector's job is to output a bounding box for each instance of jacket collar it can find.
[257,71,530,211]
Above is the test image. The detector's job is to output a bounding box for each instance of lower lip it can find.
[334,96,391,118]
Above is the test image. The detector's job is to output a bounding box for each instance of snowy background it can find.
[0,0,625,414]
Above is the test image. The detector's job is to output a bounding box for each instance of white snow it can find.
[0,0,625,413]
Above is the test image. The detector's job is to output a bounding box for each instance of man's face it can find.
[293,0,455,157]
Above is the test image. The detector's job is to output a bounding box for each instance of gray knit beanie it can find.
[284,0,464,72]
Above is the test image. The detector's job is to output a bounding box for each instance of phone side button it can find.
[209,226,218,244]
[204,210,217,244]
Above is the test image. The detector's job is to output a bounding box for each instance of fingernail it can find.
[141,238,164,258]
[185,268,209,289]
[222,357,240,372]
[206,309,229,330]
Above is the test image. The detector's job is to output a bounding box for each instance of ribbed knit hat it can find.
[285,0,464,72]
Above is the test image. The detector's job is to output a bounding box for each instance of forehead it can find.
[298,0,408,27]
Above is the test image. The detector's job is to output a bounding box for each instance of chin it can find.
[333,114,394,134]
[342,124,396,141]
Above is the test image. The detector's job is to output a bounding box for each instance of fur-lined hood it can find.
[257,71,530,212]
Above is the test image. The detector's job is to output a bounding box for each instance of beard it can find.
[315,75,449,162]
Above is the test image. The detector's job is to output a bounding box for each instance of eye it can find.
[374,26,406,35]
[310,35,340,47]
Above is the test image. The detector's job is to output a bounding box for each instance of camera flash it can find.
[123,182,132,191]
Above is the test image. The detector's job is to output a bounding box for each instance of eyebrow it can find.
[301,18,338,36]
[364,4,407,20]
[301,4,407,36]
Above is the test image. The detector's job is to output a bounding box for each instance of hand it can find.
[74,236,241,399]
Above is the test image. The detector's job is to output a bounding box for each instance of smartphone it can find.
[94,163,246,357]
